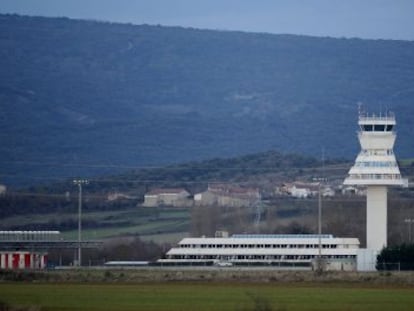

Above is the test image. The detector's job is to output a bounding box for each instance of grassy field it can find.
[61,218,189,240]
[1,207,190,242]
[1,282,414,311]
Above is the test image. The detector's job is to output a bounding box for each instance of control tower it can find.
[344,112,405,253]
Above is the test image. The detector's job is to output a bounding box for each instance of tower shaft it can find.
[366,186,387,251]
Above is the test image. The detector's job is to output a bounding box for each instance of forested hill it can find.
[1,14,414,185]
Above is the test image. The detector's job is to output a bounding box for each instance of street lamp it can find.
[404,218,413,244]
[313,177,327,271]
[73,179,89,267]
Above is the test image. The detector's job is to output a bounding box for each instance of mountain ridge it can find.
[1,14,414,185]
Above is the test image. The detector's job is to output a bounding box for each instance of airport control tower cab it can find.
[344,111,406,255]
[344,112,404,187]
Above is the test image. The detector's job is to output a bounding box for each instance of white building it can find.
[321,187,335,197]
[278,182,328,198]
[158,234,360,270]
[344,112,406,269]
[194,184,261,207]
[341,186,366,196]
[290,185,311,198]
[143,188,191,207]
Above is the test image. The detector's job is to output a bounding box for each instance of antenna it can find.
[322,147,325,180]
[358,102,363,117]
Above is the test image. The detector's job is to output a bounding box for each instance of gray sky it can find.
[1,0,414,40]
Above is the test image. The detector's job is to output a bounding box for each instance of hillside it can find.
[0,150,324,216]
[1,14,414,185]
[1,149,414,247]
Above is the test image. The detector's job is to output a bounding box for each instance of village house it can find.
[278,182,318,198]
[321,186,335,197]
[341,185,366,196]
[142,188,191,207]
[290,185,311,198]
[194,184,261,208]
[277,182,335,198]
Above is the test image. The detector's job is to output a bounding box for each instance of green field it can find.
[1,282,414,311]
[61,218,189,240]
[1,207,190,242]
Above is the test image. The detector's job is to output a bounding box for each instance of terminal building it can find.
[158,234,360,271]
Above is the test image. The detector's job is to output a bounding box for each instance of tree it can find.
[376,244,414,270]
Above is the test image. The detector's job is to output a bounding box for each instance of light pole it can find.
[318,182,322,259]
[313,177,326,271]
[404,218,413,244]
[73,179,88,267]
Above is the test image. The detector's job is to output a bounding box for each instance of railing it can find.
[0,231,61,241]
[359,114,395,122]
[347,174,402,180]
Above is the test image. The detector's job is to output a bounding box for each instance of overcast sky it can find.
[1,0,414,40]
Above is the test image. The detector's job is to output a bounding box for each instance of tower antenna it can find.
[358,102,363,117]
[322,147,325,178]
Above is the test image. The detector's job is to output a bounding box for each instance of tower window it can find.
[374,125,385,131]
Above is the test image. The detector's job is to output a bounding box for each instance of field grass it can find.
[139,231,188,244]
[61,218,189,240]
[1,282,414,311]
[2,207,190,242]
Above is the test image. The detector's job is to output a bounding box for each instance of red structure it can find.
[0,231,101,269]
[1,251,47,270]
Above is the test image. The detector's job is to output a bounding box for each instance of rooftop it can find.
[231,234,333,239]
[147,188,188,195]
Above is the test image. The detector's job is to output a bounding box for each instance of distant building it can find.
[321,187,335,197]
[194,184,261,207]
[277,182,335,198]
[289,185,311,198]
[143,188,191,207]
[279,182,318,198]
[341,186,366,196]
